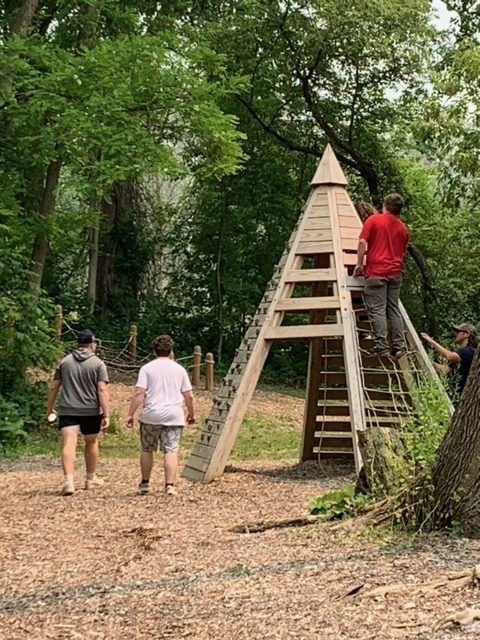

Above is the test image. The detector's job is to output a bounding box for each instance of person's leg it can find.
[60,423,79,495]
[159,427,183,494]
[138,423,159,493]
[363,277,389,353]
[386,276,406,353]
[81,416,104,489]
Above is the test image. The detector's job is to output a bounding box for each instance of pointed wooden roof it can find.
[311,144,348,187]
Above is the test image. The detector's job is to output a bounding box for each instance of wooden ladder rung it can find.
[265,324,344,341]
[316,415,351,422]
[275,296,340,312]
[315,431,353,438]
[315,447,354,454]
[284,268,337,283]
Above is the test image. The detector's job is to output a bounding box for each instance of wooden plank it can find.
[340,227,361,239]
[304,218,333,231]
[319,371,404,387]
[265,323,344,341]
[346,275,365,290]
[316,415,351,422]
[315,447,354,454]
[284,268,336,283]
[341,238,359,252]
[182,455,211,474]
[182,465,207,482]
[342,252,358,266]
[295,241,334,255]
[339,215,362,229]
[275,296,340,312]
[314,431,352,438]
[297,229,333,243]
[329,187,366,475]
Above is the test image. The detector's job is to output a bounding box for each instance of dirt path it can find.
[1,453,479,639]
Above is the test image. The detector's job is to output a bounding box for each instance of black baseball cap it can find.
[77,329,98,345]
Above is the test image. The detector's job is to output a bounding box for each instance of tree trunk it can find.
[215,194,227,364]
[11,0,39,36]
[87,226,99,313]
[432,349,480,533]
[28,158,62,296]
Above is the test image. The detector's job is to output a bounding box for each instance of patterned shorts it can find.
[140,423,183,454]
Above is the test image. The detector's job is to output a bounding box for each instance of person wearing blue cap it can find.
[46,330,110,495]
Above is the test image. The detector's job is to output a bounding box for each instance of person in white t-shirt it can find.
[126,335,195,496]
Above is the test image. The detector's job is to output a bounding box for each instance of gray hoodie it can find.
[54,348,109,416]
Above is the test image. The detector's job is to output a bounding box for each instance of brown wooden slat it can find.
[284,268,337,283]
[295,241,334,255]
[340,239,359,252]
[339,215,362,229]
[265,324,344,341]
[297,229,333,242]
[304,218,333,231]
[275,296,340,312]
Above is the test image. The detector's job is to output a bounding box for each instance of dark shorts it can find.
[58,415,103,436]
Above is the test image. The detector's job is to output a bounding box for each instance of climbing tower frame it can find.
[183,145,450,483]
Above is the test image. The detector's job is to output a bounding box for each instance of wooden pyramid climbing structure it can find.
[183,145,449,483]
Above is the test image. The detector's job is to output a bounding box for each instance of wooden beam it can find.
[295,241,334,255]
[284,268,336,283]
[265,324,344,341]
[275,296,340,312]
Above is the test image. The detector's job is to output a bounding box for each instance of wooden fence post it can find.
[129,325,137,362]
[54,305,63,341]
[205,352,214,391]
[192,345,202,387]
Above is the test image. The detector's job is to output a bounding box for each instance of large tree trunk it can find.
[432,349,480,534]
[28,158,62,295]
[11,0,39,36]
[87,226,99,313]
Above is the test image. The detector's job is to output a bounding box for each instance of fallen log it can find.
[229,515,328,534]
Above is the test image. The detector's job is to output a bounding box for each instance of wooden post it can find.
[205,352,214,391]
[129,325,137,362]
[192,345,202,387]
[54,305,63,341]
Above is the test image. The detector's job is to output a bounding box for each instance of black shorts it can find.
[58,415,103,436]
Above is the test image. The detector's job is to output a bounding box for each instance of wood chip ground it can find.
[1,387,479,639]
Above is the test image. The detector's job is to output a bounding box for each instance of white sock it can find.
[64,474,74,484]
[86,473,95,481]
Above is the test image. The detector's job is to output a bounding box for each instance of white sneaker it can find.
[165,485,177,496]
[61,480,75,496]
[85,476,105,490]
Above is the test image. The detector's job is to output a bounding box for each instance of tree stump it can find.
[357,428,410,498]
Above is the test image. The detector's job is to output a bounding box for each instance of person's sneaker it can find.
[165,485,177,497]
[85,476,105,490]
[61,480,75,496]
[367,346,389,357]
[138,482,150,495]
[393,350,405,359]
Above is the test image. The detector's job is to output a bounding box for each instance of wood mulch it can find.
[1,387,480,638]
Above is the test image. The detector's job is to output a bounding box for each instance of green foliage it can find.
[309,486,369,519]
[402,379,451,474]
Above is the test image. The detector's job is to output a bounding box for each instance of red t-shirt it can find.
[359,213,409,278]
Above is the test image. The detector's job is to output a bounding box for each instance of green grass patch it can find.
[7,407,301,462]
[231,412,300,460]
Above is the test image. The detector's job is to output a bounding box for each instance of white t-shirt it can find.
[136,358,192,426]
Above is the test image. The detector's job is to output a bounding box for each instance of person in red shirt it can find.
[353,193,409,357]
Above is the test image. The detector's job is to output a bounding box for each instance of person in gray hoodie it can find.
[46,330,110,495]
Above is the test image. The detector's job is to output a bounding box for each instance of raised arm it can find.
[420,333,460,363]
